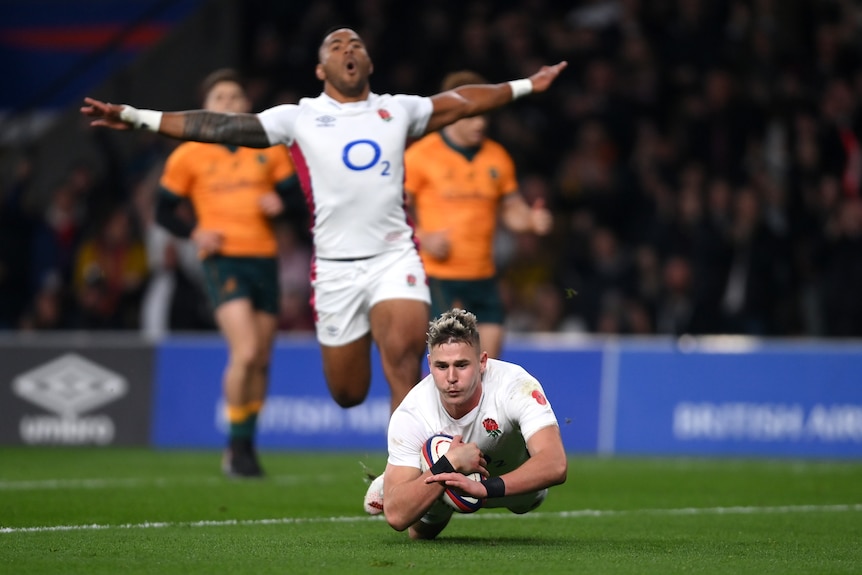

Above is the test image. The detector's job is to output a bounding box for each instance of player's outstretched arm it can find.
[80,97,272,148]
[425,61,567,134]
[382,464,448,532]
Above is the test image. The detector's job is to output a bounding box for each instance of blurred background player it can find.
[405,70,553,359]
[81,27,566,418]
[367,308,567,540]
[154,68,298,477]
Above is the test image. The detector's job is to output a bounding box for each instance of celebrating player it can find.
[81,27,567,415]
[155,68,297,477]
[365,308,567,540]
[405,70,553,359]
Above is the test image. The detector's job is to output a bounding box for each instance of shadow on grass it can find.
[392,535,579,546]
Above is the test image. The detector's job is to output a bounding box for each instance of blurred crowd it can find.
[2,0,862,338]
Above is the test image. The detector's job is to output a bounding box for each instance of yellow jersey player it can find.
[405,71,552,358]
[155,68,298,477]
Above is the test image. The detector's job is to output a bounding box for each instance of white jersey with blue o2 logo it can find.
[258,92,433,260]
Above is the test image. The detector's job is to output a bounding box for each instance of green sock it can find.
[230,416,255,440]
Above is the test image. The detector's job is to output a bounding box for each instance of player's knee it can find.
[321,346,372,406]
[327,385,369,408]
[376,319,425,355]
[255,360,270,377]
[229,348,258,371]
[379,336,424,367]
[507,489,548,515]
[331,392,364,408]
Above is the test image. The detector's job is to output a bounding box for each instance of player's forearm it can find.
[119,104,271,147]
[501,197,533,233]
[496,449,567,496]
[453,84,515,116]
[161,111,271,148]
[429,85,511,131]
[384,476,446,531]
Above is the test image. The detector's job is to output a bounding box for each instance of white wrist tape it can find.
[507,78,533,100]
[119,105,163,132]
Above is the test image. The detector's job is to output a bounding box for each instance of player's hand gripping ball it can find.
[420,434,485,513]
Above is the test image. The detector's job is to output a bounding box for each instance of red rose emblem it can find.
[406,273,416,286]
[531,390,547,405]
[378,109,392,121]
[482,418,501,437]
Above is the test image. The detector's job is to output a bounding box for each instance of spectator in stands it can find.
[19,273,71,331]
[29,181,87,315]
[0,153,36,329]
[820,197,862,336]
[13,0,862,339]
[71,205,148,329]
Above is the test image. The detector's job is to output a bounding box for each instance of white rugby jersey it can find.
[387,359,560,476]
[258,92,433,259]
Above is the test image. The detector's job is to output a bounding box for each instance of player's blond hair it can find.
[427,308,481,351]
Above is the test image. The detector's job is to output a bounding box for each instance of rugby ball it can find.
[420,434,484,513]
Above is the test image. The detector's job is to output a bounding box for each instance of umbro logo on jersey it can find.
[315,115,336,127]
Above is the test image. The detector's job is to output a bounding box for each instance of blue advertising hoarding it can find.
[502,342,603,454]
[613,341,862,458]
[152,336,604,453]
[153,337,391,450]
[152,335,862,457]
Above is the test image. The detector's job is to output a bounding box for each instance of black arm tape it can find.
[429,455,456,475]
[481,476,506,498]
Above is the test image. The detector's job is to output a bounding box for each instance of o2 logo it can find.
[342,139,391,176]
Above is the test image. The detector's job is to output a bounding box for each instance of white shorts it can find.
[312,245,430,346]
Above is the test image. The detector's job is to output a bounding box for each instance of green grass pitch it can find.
[1,448,860,574]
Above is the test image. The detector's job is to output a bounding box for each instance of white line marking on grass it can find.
[0,475,329,491]
[2,504,860,535]
[0,516,388,534]
[528,504,862,519]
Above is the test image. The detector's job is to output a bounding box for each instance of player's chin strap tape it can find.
[119,105,163,132]
[481,476,506,498]
[429,455,456,475]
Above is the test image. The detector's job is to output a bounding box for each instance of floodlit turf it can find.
[1,448,860,575]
